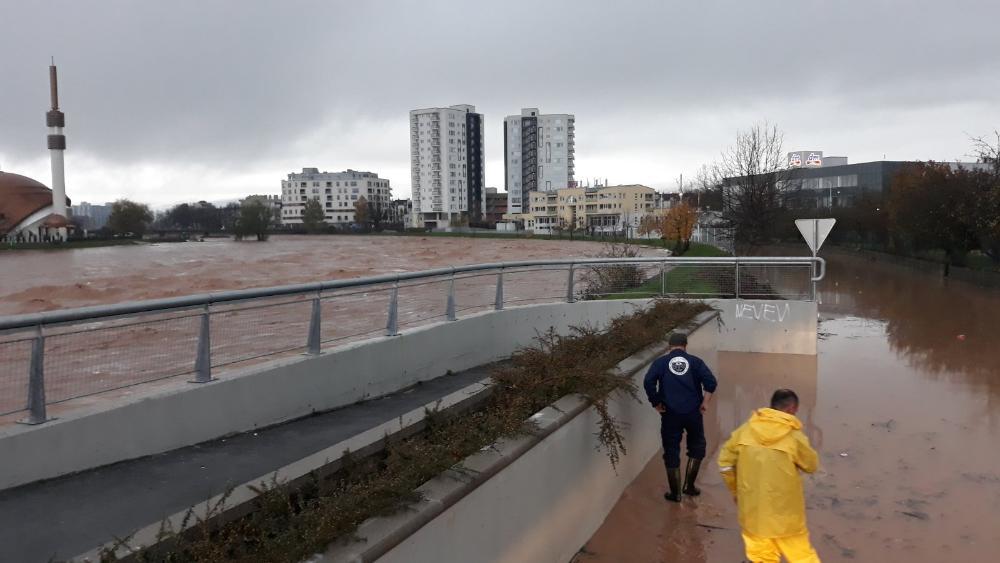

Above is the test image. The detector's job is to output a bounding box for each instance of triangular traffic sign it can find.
[795,218,836,254]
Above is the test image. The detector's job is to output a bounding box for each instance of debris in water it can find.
[871,419,896,431]
[695,523,732,531]
[822,533,857,559]
[899,510,930,521]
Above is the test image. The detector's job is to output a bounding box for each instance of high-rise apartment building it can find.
[409,104,485,229]
[280,168,391,226]
[504,108,575,214]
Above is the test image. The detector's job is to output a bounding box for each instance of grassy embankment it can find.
[592,242,731,299]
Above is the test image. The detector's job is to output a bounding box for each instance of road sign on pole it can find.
[795,218,835,302]
[795,218,836,255]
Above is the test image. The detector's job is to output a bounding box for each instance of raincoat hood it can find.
[748,408,801,446]
[718,408,819,539]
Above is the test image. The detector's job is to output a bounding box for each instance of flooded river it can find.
[0,235,646,315]
[0,236,661,418]
[2,238,998,561]
[575,251,1000,562]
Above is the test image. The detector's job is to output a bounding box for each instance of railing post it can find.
[566,264,575,303]
[386,283,399,336]
[18,325,49,425]
[660,263,666,296]
[306,295,321,355]
[191,303,213,383]
[734,260,741,299]
[494,270,504,311]
[446,275,457,321]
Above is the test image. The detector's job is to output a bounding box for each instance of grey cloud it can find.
[1,0,998,202]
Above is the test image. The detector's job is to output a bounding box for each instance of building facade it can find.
[504,108,575,214]
[280,168,391,226]
[70,201,112,230]
[388,199,413,228]
[726,155,994,210]
[506,184,655,235]
[483,187,508,226]
[241,194,282,223]
[409,104,486,229]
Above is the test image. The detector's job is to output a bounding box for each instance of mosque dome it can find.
[0,171,68,236]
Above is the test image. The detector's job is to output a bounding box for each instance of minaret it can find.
[46,59,68,238]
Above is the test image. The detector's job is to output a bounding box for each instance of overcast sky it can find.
[1,0,998,207]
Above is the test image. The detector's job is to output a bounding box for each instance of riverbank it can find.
[830,246,1000,287]
[0,239,142,252]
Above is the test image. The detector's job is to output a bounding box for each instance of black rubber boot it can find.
[664,467,682,502]
[683,457,703,496]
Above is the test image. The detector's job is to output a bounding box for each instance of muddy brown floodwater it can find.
[574,251,1000,563]
[0,235,661,315]
[0,236,664,420]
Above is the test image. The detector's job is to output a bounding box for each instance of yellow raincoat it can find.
[717,408,819,538]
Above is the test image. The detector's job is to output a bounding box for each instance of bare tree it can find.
[970,130,1000,175]
[714,122,795,254]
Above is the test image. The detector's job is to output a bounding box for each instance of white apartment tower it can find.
[504,108,575,214]
[280,168,391,226]
[409,104,485,228]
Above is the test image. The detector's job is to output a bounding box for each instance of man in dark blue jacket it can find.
[643,331,717,502]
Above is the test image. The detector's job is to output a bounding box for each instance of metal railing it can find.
[0,256,824,424]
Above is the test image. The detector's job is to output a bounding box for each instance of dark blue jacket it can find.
[643,349,717,415]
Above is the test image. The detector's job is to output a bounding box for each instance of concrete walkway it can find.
[0,364,498,563]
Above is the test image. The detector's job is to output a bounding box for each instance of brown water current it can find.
[574,252,1000,562]
[0,236,663,419]
[0,235,655,315]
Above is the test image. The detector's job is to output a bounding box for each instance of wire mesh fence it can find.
[211,297,312,369]
[41,313,202,405]
[319,284,395,345]
[0,337,32,416]
[737,264,813,300]
[0,257,822,420]
[502,266,570,306]
[395,277,452,330]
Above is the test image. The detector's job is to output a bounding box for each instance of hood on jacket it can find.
[748,408,802,446]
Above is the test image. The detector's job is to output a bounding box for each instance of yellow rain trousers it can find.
[718,408,820,563]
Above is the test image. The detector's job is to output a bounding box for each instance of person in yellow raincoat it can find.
[718,389,821,563]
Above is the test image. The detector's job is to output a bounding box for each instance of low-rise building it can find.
[280,168,391,226]
[388,199,413,228]
[241,194,282,223]
[483,187,507,226]
[726,156,992,209]
[505,184,656,235]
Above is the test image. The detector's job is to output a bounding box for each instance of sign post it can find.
[795,218,836,301]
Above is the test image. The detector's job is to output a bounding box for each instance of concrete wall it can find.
[363,313,719,563]
[709,299,818,355]
[0,300,652,491]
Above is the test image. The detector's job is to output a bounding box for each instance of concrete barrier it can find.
[0,300,654,491]
[317,310,720,563]
[709,299,818,355]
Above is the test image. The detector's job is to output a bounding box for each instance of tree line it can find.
[683,123,999,268]
[102,194,398,241]
[102,198,274,241]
